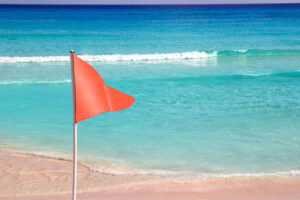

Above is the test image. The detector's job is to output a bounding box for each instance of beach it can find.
[1,4,300,199]
[1,149,300,200]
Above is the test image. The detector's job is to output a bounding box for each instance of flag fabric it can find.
[71,52,135,123]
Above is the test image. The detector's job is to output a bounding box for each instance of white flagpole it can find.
[70,50,77,200]
[72,123,77,200]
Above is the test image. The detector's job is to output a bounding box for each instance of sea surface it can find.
[0,4,300,177]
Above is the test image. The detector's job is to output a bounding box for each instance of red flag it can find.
[70,52,135,123]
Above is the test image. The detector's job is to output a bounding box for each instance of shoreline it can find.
[2,146,300,178]
[1,149,300,200]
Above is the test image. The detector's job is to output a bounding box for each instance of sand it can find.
[0,149,300,200]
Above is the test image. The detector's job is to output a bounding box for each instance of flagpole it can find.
[70,50,77,200]
[72,123,77,200]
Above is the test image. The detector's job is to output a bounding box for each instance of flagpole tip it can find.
[70,50,75,53]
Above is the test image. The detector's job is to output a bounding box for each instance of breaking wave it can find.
[0,51,217,63]
[0,80,71,85]
[1,49,299,64]
[0,49,299,63]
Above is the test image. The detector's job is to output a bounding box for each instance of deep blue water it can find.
[0,4,300,176]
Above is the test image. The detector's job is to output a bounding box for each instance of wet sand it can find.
[1,149,300,200]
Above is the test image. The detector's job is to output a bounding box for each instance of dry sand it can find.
[0,149,300,200]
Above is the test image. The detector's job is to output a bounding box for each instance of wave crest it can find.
[0,80,71,85]
[0,51,217,63]
[0,49,299,64]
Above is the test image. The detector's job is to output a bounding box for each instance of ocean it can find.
[0,4,300,177]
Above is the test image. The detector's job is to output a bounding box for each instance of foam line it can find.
[0,80,71,85]
[0,51,217,63]
[1,147,300,178]
[1,49,300,63]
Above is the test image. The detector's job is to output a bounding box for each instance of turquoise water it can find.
[0,4,300,176]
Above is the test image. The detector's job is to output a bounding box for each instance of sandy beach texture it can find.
[1,149,300,200]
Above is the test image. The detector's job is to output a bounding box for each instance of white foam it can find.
[2,147,300,178]
[0,51,217,63]
[242,73,270,77]
[237,49,248,53]
[0,56,69,63]
[198,170,300,178]
[89,166,179,176]
[89,167,300,177]
[0,80,71,85]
